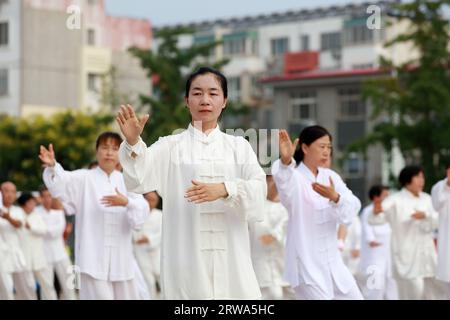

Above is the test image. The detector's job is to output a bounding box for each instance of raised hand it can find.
[101,188,129,207]
[185,180,228,204]
[278,130,299,165]
[116,104,150,146]
[39,144,56,168]
[312,177,340,203]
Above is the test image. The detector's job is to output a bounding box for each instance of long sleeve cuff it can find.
[124,137,146,158]
[224,181,238,200]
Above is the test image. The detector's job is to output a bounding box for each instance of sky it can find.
[105,0,375,27]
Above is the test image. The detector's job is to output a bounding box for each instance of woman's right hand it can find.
[279,130,299,165]
[39,144,56,168]
[116,104,150,146]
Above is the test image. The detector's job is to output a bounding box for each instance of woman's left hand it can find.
[312,177,340,203]
[101,188,129,207]
[185,180,228,204]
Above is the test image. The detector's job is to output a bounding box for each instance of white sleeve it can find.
[222,138,267,223]
[42,163,84,215]
[28,215,47,237]
[125,193,150,231]
[271,158,298,213]
[329,171,361,226]
[119,137,169,197]
[432,180,450,212]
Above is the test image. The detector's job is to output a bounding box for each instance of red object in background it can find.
[284,51,319,74]
[152,74,160,86]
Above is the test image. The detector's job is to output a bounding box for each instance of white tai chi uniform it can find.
[19,209,57,300]
[358,204,398,300]
[0,195,16,300]
[340,216,362,277]
[250,199,290,300]
[119,124,267,300]
[36,206,76,300]
[0,205,31,299]
[368,189,443,300]
[43,165,149,300]
[133,208,162,299]
[272,160,363,300]
[431,179,450,299]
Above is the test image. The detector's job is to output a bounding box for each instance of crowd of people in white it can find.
[1,67,449,300]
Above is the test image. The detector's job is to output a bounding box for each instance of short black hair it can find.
[398,165,424,187]
[17,193,35,207]
[95,132,123,150]
[368,185,389,201]
[185,67,228,99]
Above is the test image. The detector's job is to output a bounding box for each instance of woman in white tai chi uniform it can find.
[272,126,363,300]
[118,67,267,300]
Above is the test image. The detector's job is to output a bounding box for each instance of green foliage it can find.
[0,111,113,190]
[345,0,450,191]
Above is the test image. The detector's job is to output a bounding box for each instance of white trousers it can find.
[51,259,77,300]
[79,273,140,300]
[396,277,446,300]
[133,260,151,300]
[13,268,57,300]
[135,252,159,299]
[360,272,398,300]
[294,280,364,300]
[0,272,14,300]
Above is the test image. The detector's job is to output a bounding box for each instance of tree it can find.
[129,26,250,145]
[0,111,113,190]
[346,0,450,191]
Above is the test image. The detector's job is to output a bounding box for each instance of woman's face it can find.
[407,171,425,194]
[302,135,332,168]
[23,198,36,214]
[185,73,227,126]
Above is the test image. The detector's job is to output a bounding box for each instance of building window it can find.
[343,153,364,175]
[300,35,309,51]
[87,29,96,46]
[228,77,241,102]
[289,91,317,122]
[338,88,366,119]
[345,25,374,45]
[88,73,100,92]
[250,38,258,55]
[0,69,8,96]
[270,37,289,56]
[0,22,8,47]
[320,32,341,51]
[223,38,246,56]
[344,17,375,45]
